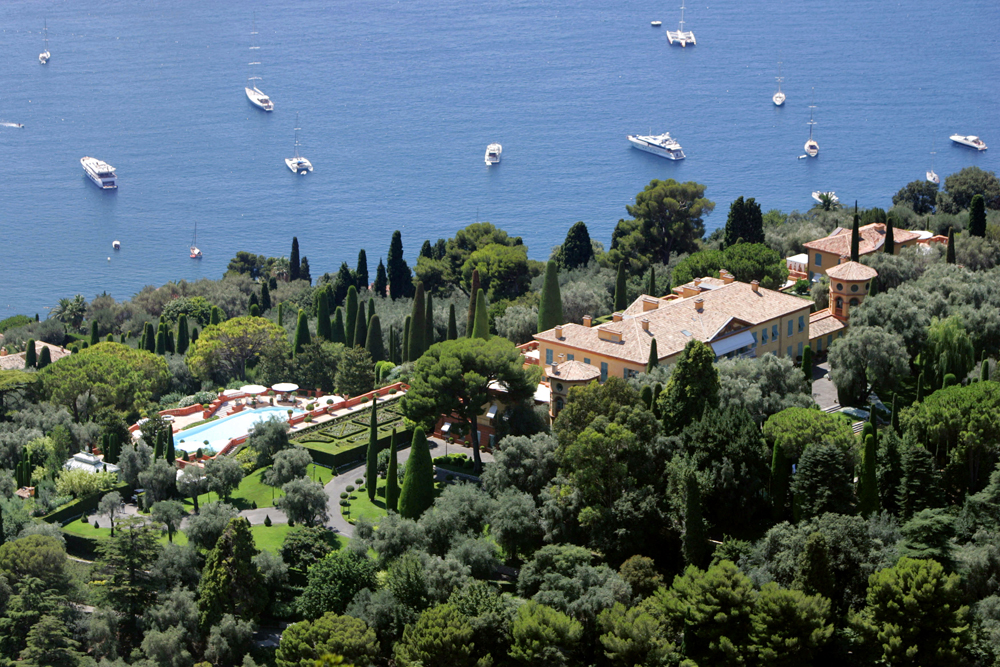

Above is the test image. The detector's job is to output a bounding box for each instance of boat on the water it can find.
[285,113,313,174]
[190,222,202,259]
[245,14,273,111]
[772,62,785,106]
[628,132,685,160]
[651,21,662,27]
[666,1,695,46]
[812,191,838,204]
[804,90,819,157]
[112,240,121,250]
[38,20,50,64]
[950,134,987,151]
[80,157,117,189]
[485,143,502,165]
[927,143,939,184]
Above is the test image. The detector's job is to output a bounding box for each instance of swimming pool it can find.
[175,406,305,451]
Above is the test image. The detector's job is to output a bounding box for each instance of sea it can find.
[0,0,997,317]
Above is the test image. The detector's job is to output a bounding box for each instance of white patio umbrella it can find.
[271,383,299,393]
[240,384,268,394]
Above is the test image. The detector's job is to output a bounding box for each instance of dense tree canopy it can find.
[187,316,288,382]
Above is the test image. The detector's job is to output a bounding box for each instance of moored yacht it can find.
[80,157,117,189]
[38,20,50,64]
[627,132,685,160]
[666,1,695,46]
[485,143,502,165]
[285,113,313,174]
[804,90,819,157]
[772,62,785,106]
[950,134,987,151]
[245,15,273,111]
[926,143,939,184]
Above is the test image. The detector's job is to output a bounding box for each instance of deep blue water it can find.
[0,0,997,316]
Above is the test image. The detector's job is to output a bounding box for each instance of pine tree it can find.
[345,286,359,347]
[466,269,480,337]
[682,474,709,568]
[801,345,813,383]
[210,306,222,326]
[409,282,427,360]
[471,289,490,340]
[354,298,368,352]
[293,309,311,356]
[289,237,301,281]
[155,327,166,355]
[537,260,564,332]
[646,339,659,374]
[90,320,100,346]
[249,304,260,318]
[646,265,656,296]
[850,204,861,262]
[166,431,176,464]
[970,194,987,238]
[858,433,879,517]
[23,339,36,368]
[356,249,370,290]
[332,307,347,345]
[560,221,594,269]
[373,258,388,297]
[770,442,790,522]
[316,288,332,340]
[366,399,379,502]
[260,282,271,312]
[386,428,400,512]
[898,446,943,519]
[176,314,189,354]
[399,427,435,520]
[366,314,386,363]
[946,228,956,264]
[794,532,836,600]
[402,316,411,363]
[197,517,265,631]
[424,292,435,348]
[387,230,413,300]
[37,346,51,369]
[885,214,896,253]
[447,304,458,340]
[277,302,284,326]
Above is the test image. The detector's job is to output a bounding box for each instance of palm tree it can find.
[52,295,87,330]
[814,193,843,212]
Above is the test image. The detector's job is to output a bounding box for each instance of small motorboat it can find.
[651,21,662,26]
[112,240,121,250]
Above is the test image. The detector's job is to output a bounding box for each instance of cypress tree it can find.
[107,433,120,465]
[682,474,709,568]
[869,277,879,297]
[447,304,458,340]
[260,282,271,312]
[166,432,176,464]
[368,298,376,324]
[424,292,435,348]
[366,314,386,363]
[916,371,925,401]
[402,316,411,363]
[652,383,663,419]
[289,236,301,281]
[537,260,564,332]
[724,195,747,248]
[646,339,659,374]
[471,289,490,340]
[356,249,369,290]
[210,307,222,326]
[386,428,400,512]
[850,203,861,263]
[884,214,896,253]
[331,307,347,345]
[119,333,126,344]
[640,385,653,410]
[858,433,879,517]
[299,257,311,284]
[409,282,427,360]
[249,292,260,312]
[373,259,388,297]
[801,345,813,383]
[646,265,656,296]
[946,228,956,264]
[614,261,627,312]
[144,322,156,353]
[891,394,900,431]
[366,399,379,502]
[345,286,358,347]
[37,346,51,369]
[466,269,480,337]
[353,298,368,352]
[770,442,790,522]
[388,327,397,365]
[419,240,434,258]
[398,427,435,520]
[191,327,199,343]
[166,330,175,354]
[970,194,987,238]
[898,446,943,519]
[24,339,36,368]
[155,328,166,355]
[153,431,164,460]
[560,220,594,269]
[249,304,260,318]
[386,230,413,300]
[177,314,189,354]
[90,320,99,346]
[293,309,311,356]
[277,302,284,326]
[316,288,332,340]
[982,354,991,382]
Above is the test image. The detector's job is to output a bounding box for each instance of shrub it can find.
[339,499,349,507]
[446,474,455,482]
[346,485,355,493]
[355,478,364,485]
[307,403,315,410]
[326,399,333,405]
[264,515,272,527]
[82,515,89,524]
[340,492,349,499]
[251,501,258,510]
[389,389,397,394]
[93,521,100,529]
[304,415,313,423]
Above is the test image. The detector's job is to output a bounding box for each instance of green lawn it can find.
[63,517,189,546]
[340,476,446,524]
[191,463,334,511]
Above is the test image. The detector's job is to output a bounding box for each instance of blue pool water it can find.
[174,406,304,451]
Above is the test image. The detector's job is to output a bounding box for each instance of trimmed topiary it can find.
[264,515,272,527]
[346,485,355,493]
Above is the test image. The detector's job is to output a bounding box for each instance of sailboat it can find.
[190,222,202,259]
[38,20,50,64]
[666,1,696,46]
[926,143,939,184]
[245,14,274,111]
[772,62,785,106]
[804,90,819,157]
[285,113,313,174]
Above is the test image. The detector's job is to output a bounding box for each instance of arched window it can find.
[849,298,860,307]
[835,297,843,311]
[555,397,564,413]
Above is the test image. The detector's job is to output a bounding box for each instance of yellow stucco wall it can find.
[807,238,919,278]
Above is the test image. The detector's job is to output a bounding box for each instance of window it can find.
[584,358,591,365]
[555,397,564,412]
[851,284,859,292]
[787,346,793,358]
[762,328,769,344]
[835,297,843,311]
[787,320,793,337]
[816,338,822,352]
[837,283,844,291]
[827,335,833,346]
[849,298,860,307]
[751,331,758,346]
[797,342,803,358]
[545,348,553,365]
[567,354,574,361]
[815,253,822,266]
[624,369,638,379]
[798,315,805,333]
[808,271,814,280]
[772,324,778,340]
[600,362,608,383]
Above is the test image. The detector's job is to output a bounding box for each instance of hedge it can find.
[43,482,131,525]
[302,428,413,469]
[61,531,100,560]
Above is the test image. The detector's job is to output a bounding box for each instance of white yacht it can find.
[772,62,785,106]
[651,21,662,27]
[285,113,313,174]
[112,240,121,250]
[804,90,819,157]
[666,1,695,46]
[80,157,117,189]
[628,132,686,160]
[245,15,273,111]
[485,143,502,165]
[190,222,202,259]
[950,134,987,151]
[926,143,939,184]
[38,20,50,64]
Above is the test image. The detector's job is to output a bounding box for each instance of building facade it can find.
[803,222,920,278]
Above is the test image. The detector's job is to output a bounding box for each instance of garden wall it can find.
[43,482,131,525]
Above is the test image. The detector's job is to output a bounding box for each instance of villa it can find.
[0,341,71,370]
[802,222,921,279]
[64,451,120,475]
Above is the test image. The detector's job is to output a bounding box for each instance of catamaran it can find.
[804,90,819,157]
[666,1,695,46]
[38,20,50,64]
[772,62,785,106]
[190,222,202,259]
[245,15,273,111]
[285,113,313,174]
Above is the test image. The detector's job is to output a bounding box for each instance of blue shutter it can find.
[545,348,553,365]
[600,362,608,382]
[787,320,793,336]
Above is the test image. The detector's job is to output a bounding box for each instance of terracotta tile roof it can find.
[535,281,812,365]
[0,341,70,371]
[546,360,601,382]
[809,310,847,338]
[803,223,921,257]
[825,261,878,281]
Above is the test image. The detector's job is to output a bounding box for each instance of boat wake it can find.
[0,121,24,129]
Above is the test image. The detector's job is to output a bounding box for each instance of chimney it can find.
[582,315,592,327]
[641,318,650,331]
[695,298,704,312]
[555,325,563,338]
[0,348,6,357]
[642,297,659,312]
[612,312,623,322]
[751,280,759,293]
[694,278,702,287]
[839,255,849,264]
[721,269,735,284]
